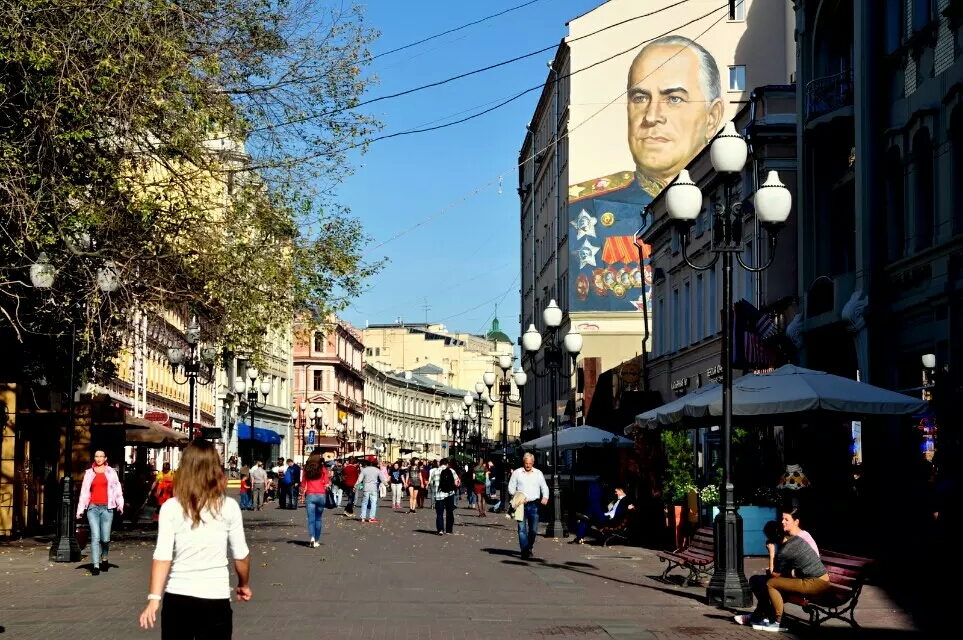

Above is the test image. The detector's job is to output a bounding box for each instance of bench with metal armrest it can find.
[655,526,714,586]
[785,550,875,628]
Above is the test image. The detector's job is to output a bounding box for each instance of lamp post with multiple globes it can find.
[233,367,272,447]
[521,300,583,538]
[484,356,527,512]
[663,121,792,607]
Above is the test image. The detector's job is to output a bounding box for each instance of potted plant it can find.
[661,431,694,548]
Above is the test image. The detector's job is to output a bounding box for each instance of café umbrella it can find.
[633,365,927,430]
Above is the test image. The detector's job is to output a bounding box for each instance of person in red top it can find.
[76,450,125,575]
[301,452,330,547]
[342,457,360,516]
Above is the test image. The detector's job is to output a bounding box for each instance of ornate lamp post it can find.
[360,426,368,457]
[484,354,527,512]
[296,401,308,459]
[29,253,120,562]
[167,317,219,441]
[233,367,272,443]
[521,299,582,538]
[664,120,792,607]
[386,432,394,461]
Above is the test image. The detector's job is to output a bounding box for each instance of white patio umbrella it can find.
[519,425,634,452]
[629,382,722,433]
[635,364,927,430]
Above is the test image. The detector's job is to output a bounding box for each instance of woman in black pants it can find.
[139,440,252,639]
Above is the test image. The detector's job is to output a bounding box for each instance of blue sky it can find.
[338,0,600,339]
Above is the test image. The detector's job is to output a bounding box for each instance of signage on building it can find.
[705,365,723,382]
[144,409,171,426]
[200,428,222,440]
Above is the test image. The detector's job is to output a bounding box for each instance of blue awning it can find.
[236,423,282,445]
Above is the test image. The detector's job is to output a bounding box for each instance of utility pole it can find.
[422,298,431,327]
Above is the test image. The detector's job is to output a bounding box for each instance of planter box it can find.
[711,506,778,557]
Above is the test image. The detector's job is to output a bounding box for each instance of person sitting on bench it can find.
[735,507,830,632]
[571,485,634,544]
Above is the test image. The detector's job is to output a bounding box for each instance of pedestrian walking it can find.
[148,463,175,521]
[389,462,404,509]
[76,450,124,575]
[405,458,422,513]
[285,459,301,509]
[379,461,389,500]
[416,462,429,509]
[238,468,253,510]
[273,458,287,508]
[329,460,345,506]
[301,452,330,547]
[434,458,460,535]
[357,459,382,523]
[342,457,360,515]
[508,453,549,560]
[249,460,267,510]
[138,440,252,638]
[472,458,488,518]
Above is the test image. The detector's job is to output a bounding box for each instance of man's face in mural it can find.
[626,44,724,187]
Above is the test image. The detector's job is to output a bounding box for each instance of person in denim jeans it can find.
[76,450,125,575]
[508,453,549,560]
[357,460,382,523]
[300,453,329,547]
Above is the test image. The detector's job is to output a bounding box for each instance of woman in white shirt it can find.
[138,440,252,638]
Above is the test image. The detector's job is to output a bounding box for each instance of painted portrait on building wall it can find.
[569,35,725,313]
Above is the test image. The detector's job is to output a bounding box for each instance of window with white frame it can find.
[728,66,746,92]
[729,0,746,21]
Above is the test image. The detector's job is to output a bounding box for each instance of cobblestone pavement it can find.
[0,497,922,639]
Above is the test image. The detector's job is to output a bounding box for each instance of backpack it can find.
[332,467,345,487]
[439,467,458,493]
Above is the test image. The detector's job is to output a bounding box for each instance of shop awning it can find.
[313,436,340,449]
[125,422,189,447]
[237,422,282,445]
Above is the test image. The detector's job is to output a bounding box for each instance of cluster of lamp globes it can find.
[521,299,584,359]
[28,252,121,293]
[664,121,792,229]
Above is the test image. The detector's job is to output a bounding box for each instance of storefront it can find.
[237,422,282,466]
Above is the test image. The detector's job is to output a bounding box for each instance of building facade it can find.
[363,364,493,461]
[519,0,796,435]
[790,0,963,543]
[293,315,365,459]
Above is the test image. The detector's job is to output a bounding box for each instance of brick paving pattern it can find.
[0,498,921,639]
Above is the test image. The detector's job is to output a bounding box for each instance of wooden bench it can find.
[785,550,875,628]
[597,515,630,547]
[656,526,714,586]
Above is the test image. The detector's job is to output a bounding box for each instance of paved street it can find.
[0,497,920,639]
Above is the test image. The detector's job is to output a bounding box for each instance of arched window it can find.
[884,147,905,262]
[952,107,963,236]
[913,128,934,251]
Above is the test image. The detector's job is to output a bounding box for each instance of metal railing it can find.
[805,68,853,123]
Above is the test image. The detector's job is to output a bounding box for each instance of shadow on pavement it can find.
[285,540,313,547]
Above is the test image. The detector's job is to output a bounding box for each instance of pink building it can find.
[292,315,365,460]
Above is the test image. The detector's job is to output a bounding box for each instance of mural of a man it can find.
[568,35,725,313]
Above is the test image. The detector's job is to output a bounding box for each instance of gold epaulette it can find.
[569,171,636,203]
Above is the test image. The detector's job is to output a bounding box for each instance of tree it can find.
[0,0,383,389]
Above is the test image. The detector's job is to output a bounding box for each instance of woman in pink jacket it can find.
[76,450,125,575]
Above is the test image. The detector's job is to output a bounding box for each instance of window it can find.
[913,128,934,252]
[952,108,963,235]
[696,274,704,341]
[708,265,717,335]
[912,0,936,33]
[729,0,746,21]
[313,333,324,352]
[683,281,691,346]
[313,370,323,391]
[728,66,746,92]
[695,198,708,236]
[365,348,372,356]
[672,287,680,352]
[657,297,665,355]
[375,347,381,356]
[671,228,680,254]
[744,241,754,304]
[884,0,902,54]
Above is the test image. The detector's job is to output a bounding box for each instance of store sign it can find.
[671,378,689,392]
[705,365,723,381]
[144,409,171,426]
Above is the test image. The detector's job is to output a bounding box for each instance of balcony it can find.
[805,69,853,126]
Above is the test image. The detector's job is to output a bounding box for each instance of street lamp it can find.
[386,432,394,461]
[360,426,368,456]
[521,299,582,538]
[664,120,791,607]
[167,317,219,441]
[297,401,308,459]
[29,253,122,562]
[233,367,272,444]
[485,355,527,512]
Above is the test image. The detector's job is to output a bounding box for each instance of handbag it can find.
[324,487,337,509]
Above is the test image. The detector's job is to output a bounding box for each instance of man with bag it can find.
[433,458,460,535]
[508,453,549,560]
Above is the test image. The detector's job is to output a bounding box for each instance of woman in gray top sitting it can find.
[736,508,830,632]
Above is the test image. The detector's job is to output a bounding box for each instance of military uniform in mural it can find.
[568,171,654,314]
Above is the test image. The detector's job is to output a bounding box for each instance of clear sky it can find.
[338,0,600,340]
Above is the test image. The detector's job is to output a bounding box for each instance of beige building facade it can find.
[519,0,796,434]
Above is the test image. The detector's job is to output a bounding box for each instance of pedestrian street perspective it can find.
[1,0,961,638]
[0,504,919,639]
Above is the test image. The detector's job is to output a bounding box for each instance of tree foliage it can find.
[0,0,382,388]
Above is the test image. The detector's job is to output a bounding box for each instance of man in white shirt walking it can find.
[249,461,268,511]
[508,453,549,559]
